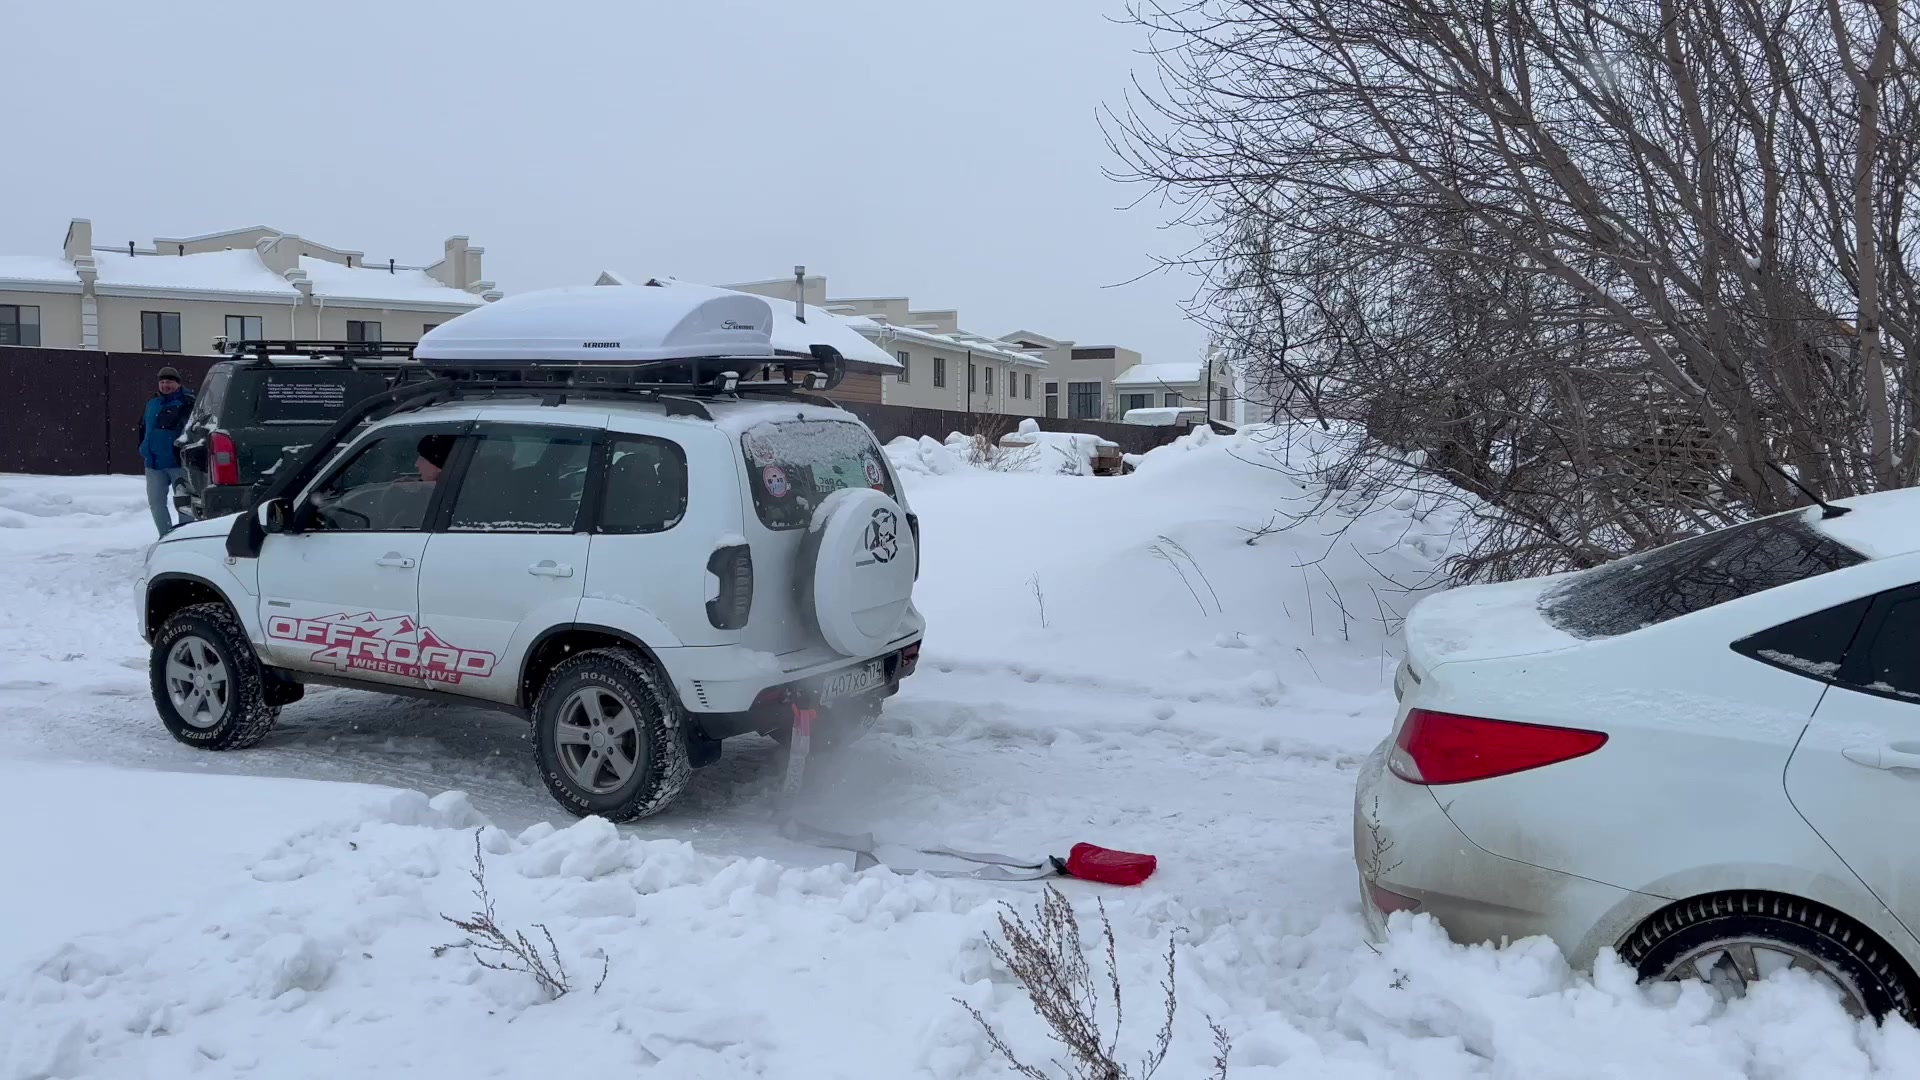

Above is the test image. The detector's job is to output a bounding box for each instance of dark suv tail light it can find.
[1389,708,1606,785]
[906,512,920,580]
[209,431,240,486]
[706,544,753,630]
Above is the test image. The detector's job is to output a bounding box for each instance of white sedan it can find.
[1356,490,1920,1021]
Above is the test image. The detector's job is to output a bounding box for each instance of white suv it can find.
[137,285,924,820]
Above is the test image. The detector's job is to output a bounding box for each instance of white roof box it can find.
[416,285,778,366]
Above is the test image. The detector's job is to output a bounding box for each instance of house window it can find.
[1124,393,1153,413]
[1008,370,1017,397]
[224,314,264,343]
[983,367,993,397]
[1070,347,1116,361]
[1024,373,1033,400]
[141,311,183,353]
[896,350,910,384]
[1069,382,1101,420]
[347,320,382,343]
[968,360,977,394]
[1163,393,1184,408]
[0,304,40,347]
[1045,381,1059,418]
[423,323,440,335]
[934,356,948,387]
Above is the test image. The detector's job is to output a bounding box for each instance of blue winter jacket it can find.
[140,389,195,470]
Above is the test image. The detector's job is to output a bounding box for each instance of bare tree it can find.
[1109,0,1920,579]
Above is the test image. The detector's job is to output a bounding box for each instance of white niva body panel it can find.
[1354,496,1920,991]
[143,395,924,721]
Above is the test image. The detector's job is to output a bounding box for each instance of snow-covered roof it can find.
[1114,362,1205,388]
[595,274,899,370]
[418,285,776,364]
[0,247,487,309]
[859,321,1046,368]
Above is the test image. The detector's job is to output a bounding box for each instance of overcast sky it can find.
[2,0,1205,363]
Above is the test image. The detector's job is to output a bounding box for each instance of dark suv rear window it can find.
[250,369,379,424]
[1541,513,1865,639]
[741,419,894,530]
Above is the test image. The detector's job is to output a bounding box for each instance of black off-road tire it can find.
[149,602,279,751]
[1619,891,1918,1023]
[531,648,691,822]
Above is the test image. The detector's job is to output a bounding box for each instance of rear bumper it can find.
[1353,740,1660,967]
[659,635,923,723]
[194,484,254,519]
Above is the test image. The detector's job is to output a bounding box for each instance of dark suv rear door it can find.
[184,364,395,517]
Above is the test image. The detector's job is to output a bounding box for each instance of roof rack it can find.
[216,338,422,370]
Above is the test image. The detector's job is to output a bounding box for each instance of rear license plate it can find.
[820,660,885,704]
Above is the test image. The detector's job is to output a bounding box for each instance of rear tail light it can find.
[897,642,921,677]
[705,544,754,630]
[209,431,240,486]
[905,512,921,580]
[1389,708,1606,785]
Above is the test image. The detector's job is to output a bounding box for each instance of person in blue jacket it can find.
[141,366,196,535]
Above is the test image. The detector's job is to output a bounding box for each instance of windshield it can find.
[1540,512,1865,639]
[741,419,894,530]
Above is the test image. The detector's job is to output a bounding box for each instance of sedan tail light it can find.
[209,431,241,486]
[1389,708,1606,785]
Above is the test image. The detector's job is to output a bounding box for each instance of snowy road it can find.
[3,430,1915,1078]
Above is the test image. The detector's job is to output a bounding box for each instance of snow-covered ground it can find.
[3,429,1916,1078]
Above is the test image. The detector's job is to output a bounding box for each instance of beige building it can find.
[997,331,1144,421]
[0,219,501,354]
[1111,352,1237,422]
[729,274,1049,417]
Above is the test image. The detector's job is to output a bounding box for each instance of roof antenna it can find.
[793,265,806,324]
[1766,460,1851,519]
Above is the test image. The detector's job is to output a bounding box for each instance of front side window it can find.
[303,429,456,532]
[896,350,910,384]
[1543,513,1866,640]
[0,304,41,346]
[598,436,689,534]
[446,428,593,532]
[142,311,182,353]
[224,314,264,343]
[742,419,893,531]
[347,320,382,343]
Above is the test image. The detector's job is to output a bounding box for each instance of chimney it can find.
[63,218,92,261]
[433,236,471,290]
[793,265,806,323]
[464,245,485,292]
[255,234,302,277]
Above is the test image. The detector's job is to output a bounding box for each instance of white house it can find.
[0,219,501,354]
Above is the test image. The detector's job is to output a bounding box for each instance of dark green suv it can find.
[174,352,408,520]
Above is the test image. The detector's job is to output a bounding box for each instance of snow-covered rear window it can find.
[1542,514,1865,639]
[741,419,893,531]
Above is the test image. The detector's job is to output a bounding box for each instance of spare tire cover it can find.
[805,487,917,657]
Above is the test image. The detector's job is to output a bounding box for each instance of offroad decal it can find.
[266,612,497,684]
[763,465,790,498]
[863,507,900,564]
[864,457,884,489]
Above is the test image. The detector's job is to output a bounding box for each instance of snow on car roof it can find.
[1810,487,1920,559]
[415,285,778,365]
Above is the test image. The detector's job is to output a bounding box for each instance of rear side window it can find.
[446,428,593,533]
[1541,514,1865,639]
[741,420,894,531]
[596,436,688,534]
[192,367,232,424]
[1855,596,1920,700]
[1733,597,1870,682]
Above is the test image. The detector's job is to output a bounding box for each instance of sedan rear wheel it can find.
[1620,892,1916,1023]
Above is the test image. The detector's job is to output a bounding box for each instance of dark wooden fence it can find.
[0,345,1183,475]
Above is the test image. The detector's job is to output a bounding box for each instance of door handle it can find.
[375,553,417,569]
[528,560,575,578]
[1842,745,1920,771]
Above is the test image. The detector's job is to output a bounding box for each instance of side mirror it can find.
[257,498,289,535]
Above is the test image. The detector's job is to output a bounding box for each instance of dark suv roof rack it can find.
[216,338,422,370]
